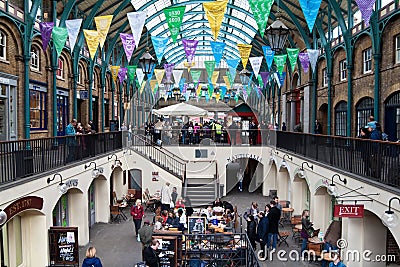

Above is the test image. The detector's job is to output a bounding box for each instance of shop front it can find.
[0,73,17,141]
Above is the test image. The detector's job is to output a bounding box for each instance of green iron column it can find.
[111,81,115,121]
[52,0,58,136]
[327,71,333,135]
[119,82,123,126]
[88,61,94,121]
[370,4,381,122]
[311,29,318,133]
[346,0,354,137]
[373,53,381,122]
[100,66,106,132]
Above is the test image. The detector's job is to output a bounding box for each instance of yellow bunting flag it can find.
[110,66,120,83]
[150,80,158,92]
[154,69,165,86]
[223,75,231,89]
[215,92,220,103]
[211,71,219,85]
[183,61,195,72]
[237,44,252,69]
[94,15,113,49]
[196,83,202,96]
[203,0,228,40]
[139,80,147,95]
[83,30,99,60]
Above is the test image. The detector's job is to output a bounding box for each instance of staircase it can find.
[129,134,187,181]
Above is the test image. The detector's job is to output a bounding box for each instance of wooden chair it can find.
[291,215,302,242]
[126,189,136,207]
[278,231,290,247]
[110,205,123,222]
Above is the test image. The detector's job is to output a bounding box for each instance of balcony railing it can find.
[0,131,122,186]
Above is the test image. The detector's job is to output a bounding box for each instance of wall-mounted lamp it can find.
[279,154,293,172]
[296,162,313,179]
[108,154,122,169]
[0,209,7,226]
[269,150,276,165]
[84,162,104,178]
[381,197,400,228]
[47,173,67,194]
[327,174,347,197]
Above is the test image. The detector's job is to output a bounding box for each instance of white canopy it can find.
[152,103,208,116]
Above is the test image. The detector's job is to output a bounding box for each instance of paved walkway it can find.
[79,190,321,266]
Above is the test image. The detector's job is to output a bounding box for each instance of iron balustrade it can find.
[0,132,122,185]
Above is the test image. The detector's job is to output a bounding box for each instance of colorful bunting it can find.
[173,69,184,88]
[262,46,275,70]
[52,27,69,58]
[83,30,100,60]
[39,22,54,51]
[298,0,322,32]
[164,6,186,43]
[249,56,263,77]
[204,60,216,80]
[355,0,375,26]
[164,63,175,82]
[211,71,219,85]
[225,58,240,81]
[118,67,127,84]
[150,80,158,93]
[307,49,319,73]
[237,44,252,69]
[190,70,202,84]
[136,68,145,85]
[210,41,226,67]
[65,19,82,52]
[248,0,274,37]
[298,53,310,73]
[151,36,169,65]
[287,48,300,72]
[273,54,287,74]
[139,80,147,95]
[94,15,113,49]
[154,69,165,86]
[223,76,231,89]
[203,0,228,40]
[110,66,120,83]
[182,39,198,63]
[127,11,147,47]
[183,61,195,72]
[127,65,137,80]
[260,72,270,87]
[120,33,135,63]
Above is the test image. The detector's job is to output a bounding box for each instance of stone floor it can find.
[78,189,323,267]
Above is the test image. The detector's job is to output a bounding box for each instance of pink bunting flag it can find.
[355,0,375,26]
[118,68,128,84]
[120,33,135,63]
[39,22,54,51]
[164,63,175,82]
[298,53,310,73]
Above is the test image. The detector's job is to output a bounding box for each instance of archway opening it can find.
[225,158,263,195]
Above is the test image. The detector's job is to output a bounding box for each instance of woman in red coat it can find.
[131,199,145,236]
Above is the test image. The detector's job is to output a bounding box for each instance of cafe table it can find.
[307,237,323,257]
[118,203,128,220]
[282,208,294,224]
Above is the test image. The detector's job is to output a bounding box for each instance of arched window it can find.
[30,46,40,71]
[356,97,374,131]
[292,73,300,90]
[335,101,347,136]
[77,65,83,84]
[0,31,6,60]
[385,91,400,141]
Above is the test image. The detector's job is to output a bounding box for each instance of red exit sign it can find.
[334,204,364,218]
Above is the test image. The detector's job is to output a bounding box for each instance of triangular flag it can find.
[210,41,226,67]
[151,36,169,65]
[225,58,240,81]
[127,11,147,47]
[262,46,275,70]
[249,56,263,77]
[173,69,184,88]
[203,0,228,40]
[298,53,310,73]
[39,22,54,51]
[260,72,270,87]
[120,33,135,63]
[163,6,186,43]
[127,65,137,80]
[223,76,231,89]
[139,80,147,95]
[307,49,319,73]
[237,44,252,69]
[273,54,287,74]
[286,48,300,72]
[298,0,322,32]
[204,60,216,79]
[150,80,158,92]
[65,19,82,52]
[190,70,202,84]
[211,71,219,85]
[94,15,113,49]
[51,27,69,58]
[164,63,174,82]
[183,61,195,72]
[147,65,155,81]
[110,66,120,83]
[83,30,99,60]
[118,67,127,85]
[136,68,145,85]
[248,0,274,37]
[182,39,198,63]
[355,0,375,26]
[154,69,165,85]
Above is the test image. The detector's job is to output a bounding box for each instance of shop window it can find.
[356,97,374,131]
[52,194,69,227]
[322,68,327,86]
[0,31,6,60]
[30,89,47,130]
[396,35,400,64]
[77,65,82,84]
[363,48,372,73]
[339,59,347,81]
[56,58,64,79]
[335,101,347,136]
[30,47,40,71]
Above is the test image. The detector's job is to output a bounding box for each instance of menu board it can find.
[153,236,177,267]
[48,227,79,266]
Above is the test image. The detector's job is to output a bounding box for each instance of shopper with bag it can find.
[131,199,145,237]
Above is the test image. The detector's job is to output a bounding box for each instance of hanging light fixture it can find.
[139,48,156,75]
[327,174,347,197]
[265,18,290,53]
[296,162,314,179]
[381,197,400,228]
[47,173,68,194]
[0,209,7,226]
[84,162,104,178]
[279,154,293,172]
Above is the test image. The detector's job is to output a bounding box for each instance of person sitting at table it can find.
[202,206,214,222]
[177,208,187,231]
[329,251,346,267]
[301,209,313,255]
[175,198,185,209]
[222,214,234,231]
[161,210,168,225]
[213,197,223,207]
[166,212,180,228]
[223,201,234,212]
[225,209,234,221]
[153,217,164,231]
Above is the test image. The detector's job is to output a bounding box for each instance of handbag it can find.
[307,226,315,237]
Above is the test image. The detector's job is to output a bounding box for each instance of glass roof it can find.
[131,0,258,64]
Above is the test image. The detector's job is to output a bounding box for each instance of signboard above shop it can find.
[334,204,364,218]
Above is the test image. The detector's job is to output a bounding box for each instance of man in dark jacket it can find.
[256,211,269,259]
[267,201,281,252]
[143,238,160,267]
[138,221,153,247]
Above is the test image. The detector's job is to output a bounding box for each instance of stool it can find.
[278,231,290,247]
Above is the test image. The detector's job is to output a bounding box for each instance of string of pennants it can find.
[38,0,375,103]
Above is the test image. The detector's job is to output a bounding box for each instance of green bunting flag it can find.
[226,70,234,86]
[52,27,69,58]
[287,48,300,72]
[204,60,216,79]
[257,74,264,88]
[127,65,137,80]
[190,70,202,83]
[164,6,186,43]
[273,54,287,74]
[248,0,274,37]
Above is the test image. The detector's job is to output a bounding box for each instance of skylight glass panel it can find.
[131,0,147,10]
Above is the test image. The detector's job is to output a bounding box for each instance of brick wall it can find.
[386,230,400,264]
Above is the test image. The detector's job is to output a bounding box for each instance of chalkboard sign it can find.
[153,236,177,267]
[188,217,207,234]
[48,227,79,266]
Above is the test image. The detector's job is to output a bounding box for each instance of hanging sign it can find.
[173,69,184,88]
[260,71,270,88]
[204,60,216,79]
[3,196,43,225]
[151,36,169,65]
[307,49,319,73]
[248,0,274,37]
[298,0,322,32]
[334,204,365,218]
[120,33,135,63]
[127,11,147,47]
[65,19,82,52]
[298,52,310,73]
[110,66,120,83]
[237,44,252,69]
[210,41,226,67]
[154,69,165,85]
[287,48,300,72]
[182,39,199,63]
[164,6,186,43]
[203,0,228,40]
[249,56,263,77]
[355,0,375,26]
[262,46,275,70]
[83,30,99,60]
[40,22,54,51]
[94,15,113,49]
[127,65,137,80]
[164,63,175,82]
[118,67,128,84]
[52,27,69,58]
[136,68,145,85]
[273,54,287,74]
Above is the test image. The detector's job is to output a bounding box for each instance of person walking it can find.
[82,247,103,267]
[237,168,244,192]
[131,199,145,237]
[160,182,172,211]
[143,238,161,267]
[267,201,281,252]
